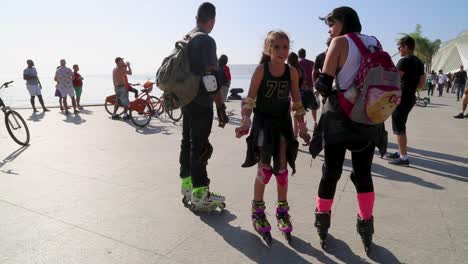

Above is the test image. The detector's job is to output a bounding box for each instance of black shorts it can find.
[302,90,319,110]
[391,100,415,135]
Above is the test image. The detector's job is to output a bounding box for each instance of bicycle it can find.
[415,90,430,107]
[0,81,30,146]
[105,82,182,127]
[156,96,183,123]
[128,83,183,127]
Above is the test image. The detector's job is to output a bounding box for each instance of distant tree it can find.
[399,24,441,72]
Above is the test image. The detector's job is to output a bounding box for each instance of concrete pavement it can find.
[0,93,467,263]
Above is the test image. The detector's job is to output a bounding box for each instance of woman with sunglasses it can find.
[236,30,309,244]
[311,6,387,254]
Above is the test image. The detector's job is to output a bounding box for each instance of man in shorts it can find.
[386,36,425,166]
[23,59,49,112]
[55,59,78,114]
[298,48,319,128]
[112,57,132,120]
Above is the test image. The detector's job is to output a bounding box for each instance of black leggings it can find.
[318,142,375,199]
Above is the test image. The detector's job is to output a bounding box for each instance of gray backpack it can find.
[156,31,205,110]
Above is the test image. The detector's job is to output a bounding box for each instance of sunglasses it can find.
[273,45,289,51]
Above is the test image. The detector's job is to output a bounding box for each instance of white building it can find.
[432,31,468,73]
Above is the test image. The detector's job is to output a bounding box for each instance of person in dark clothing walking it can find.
[453,65,467,101]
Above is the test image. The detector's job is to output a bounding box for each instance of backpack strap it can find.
[185,31,206,42]
[347,33,370,56]
[372,36,383,50]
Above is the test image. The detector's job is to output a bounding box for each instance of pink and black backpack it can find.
[338,33,401,125]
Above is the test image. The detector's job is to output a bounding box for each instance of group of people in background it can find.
[22,59,84,114]
[427,66,467,100]
[424,65,467,119]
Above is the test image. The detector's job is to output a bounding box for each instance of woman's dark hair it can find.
[219,54,228,67]
[197,2,216,23]
[320,6,362,35]
[398,35,416,51]
[288,52,300,69]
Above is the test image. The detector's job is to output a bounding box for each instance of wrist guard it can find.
[316,73,335,97]
[292,101,306,117]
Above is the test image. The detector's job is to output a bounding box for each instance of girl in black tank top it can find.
[234,31,310,243]
[255,62,291,116]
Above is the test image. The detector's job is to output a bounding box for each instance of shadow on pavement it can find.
[427,103,449,106]
[323,234,371,264]
[63,113,86,125]
[372,163,444,190]
[289,236,339,264]
[135,124,172,136]
[78,109,94,115]
[368,242,403,264]
[200,210,331,264]
[343,159,444,190]
[225,116,242,127]
[387,142,468,183]
[0,145,29,174]
[409,156,468,183]
[27,112,45,122]
[387,142,468,164]
[123,119,175,136]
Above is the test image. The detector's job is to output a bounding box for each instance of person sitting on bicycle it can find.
[112,57,132,120]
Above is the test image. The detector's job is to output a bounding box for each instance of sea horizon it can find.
[0,64,257,108]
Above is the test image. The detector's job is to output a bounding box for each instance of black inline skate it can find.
[314,210,331,250]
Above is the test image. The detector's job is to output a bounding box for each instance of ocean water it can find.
[0,64,256,108]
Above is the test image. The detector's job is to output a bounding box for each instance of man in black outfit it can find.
[386,35,425,166]
[453,65,467,101]
[179,2,227,210]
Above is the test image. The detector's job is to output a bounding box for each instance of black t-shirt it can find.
[187,28,218,107]
[454,70,467,85]
[397,55,424,103]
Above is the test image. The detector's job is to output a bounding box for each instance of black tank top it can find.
[255,63,291,116]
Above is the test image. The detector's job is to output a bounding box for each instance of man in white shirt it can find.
[437,70,446,96]
[23,60,49,112]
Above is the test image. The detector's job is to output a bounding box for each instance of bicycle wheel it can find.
[415,98,427,107]
[5,110,30,146]
[105,96,125,116]
[129,101,152,127]
[150,96,164,116]
[168,107,183,122]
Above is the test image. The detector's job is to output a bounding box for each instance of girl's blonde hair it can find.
[260,30,290,64]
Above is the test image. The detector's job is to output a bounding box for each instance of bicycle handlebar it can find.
[0,81,14,89]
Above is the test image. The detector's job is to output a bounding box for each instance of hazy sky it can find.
[1,0,467,76]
